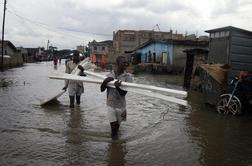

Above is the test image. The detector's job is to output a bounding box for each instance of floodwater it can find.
[0,61,252,166]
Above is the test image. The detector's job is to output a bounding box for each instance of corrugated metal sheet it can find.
[208,38,229,63]
[229,30,252,79]
[231,35,252,47]
[231,45,252,55]
[206,26,252,80]
[230,53,252,62]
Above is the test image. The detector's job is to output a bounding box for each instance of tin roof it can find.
[0,40,17,51]
[126,39,208,54]
[134,39,208,50]
[205,26,252,35]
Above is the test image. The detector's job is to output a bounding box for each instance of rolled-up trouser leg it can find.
[76,95,81,105]
[69,96,75,108]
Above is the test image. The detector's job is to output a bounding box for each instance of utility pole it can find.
[1,0,7,72]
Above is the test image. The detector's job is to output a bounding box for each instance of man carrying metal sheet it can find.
[63,50,86,108]
[100,56,133,139]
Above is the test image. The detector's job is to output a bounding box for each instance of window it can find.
[102,46,105,51]
[214,32,220,38]
[220,31,225,37]
[225,31,230,37]
[210,33,214,38]
[210,31,230,38]
[94,46,97,50]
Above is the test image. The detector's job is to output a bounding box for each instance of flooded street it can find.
[1,61,252,166]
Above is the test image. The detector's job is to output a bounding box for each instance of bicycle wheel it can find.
[216,94,242,115]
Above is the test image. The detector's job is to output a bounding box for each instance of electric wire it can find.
[7,7,112,37]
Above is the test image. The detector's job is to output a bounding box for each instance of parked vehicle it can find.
[216,72,252,115]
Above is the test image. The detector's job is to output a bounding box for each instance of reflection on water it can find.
[65,108,83,165]
[0,62,252,165]
[66,109,83,144]
[107,141,126,166]
[186,91,252,165]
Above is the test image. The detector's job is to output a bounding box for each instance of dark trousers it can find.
[69,95,81,108]
[110,121,120,139]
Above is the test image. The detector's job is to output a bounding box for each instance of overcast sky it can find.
[1,0,252,49]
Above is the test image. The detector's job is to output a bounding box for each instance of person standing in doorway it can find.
[100,56,133,139]
[62,50,85,108]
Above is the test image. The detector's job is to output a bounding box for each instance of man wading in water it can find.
[63,50,86,108]
[100,56,133,139]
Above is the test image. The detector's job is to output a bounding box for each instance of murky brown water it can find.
[1,61,252,166]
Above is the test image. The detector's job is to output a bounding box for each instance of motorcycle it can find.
[216,72,252,115]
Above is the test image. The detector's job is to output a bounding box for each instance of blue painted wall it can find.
[136,42,173,64]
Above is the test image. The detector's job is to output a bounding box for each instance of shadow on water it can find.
[39,100,70,112]
[41,99,60,106]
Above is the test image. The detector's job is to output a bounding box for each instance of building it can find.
[0,40,23,69]
[26,47,46,62]
[76,45,85,54]
[194,26,252,105]
[16,47,28,63]
[36,47,46,61]
[88,40,114,65]
[205,26,252,80]
[131,39,209,72]
[113,30,185,61]
[172,40,209,71]
[133,40,173,65]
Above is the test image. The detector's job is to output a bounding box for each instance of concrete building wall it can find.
[173,44,208,72]
[173,45,187,69]
[18,47,28,63]
[173,45,193,70]
[173,40,209,68]
[0,42,23,68]
[113,30,185,59]
[11,52,23,67]
[8,47,23,67]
